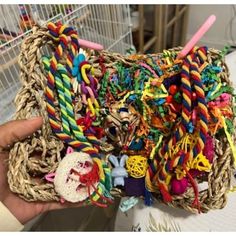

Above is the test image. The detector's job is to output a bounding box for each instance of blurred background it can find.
[130,5,236,53]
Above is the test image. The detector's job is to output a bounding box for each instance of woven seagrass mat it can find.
[7,25,236,213]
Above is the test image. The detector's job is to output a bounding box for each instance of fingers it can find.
[0,117,43,149]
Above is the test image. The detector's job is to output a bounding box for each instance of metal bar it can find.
[86,17,130,27]
[43,4,50,20]
[0,9,20,78]
[99,6,107,47]
[39,4,47,21]
[11,5,25,35]
[48,4,54,19]
[104,5,112,48]
[107,30,131,51]
[119,5,124,53]
[18,5,28,33]
[87,5,95,41]
[62,4,67,16]
[127,4,134,50]
[0,68,11,89]
[25,5,34,30]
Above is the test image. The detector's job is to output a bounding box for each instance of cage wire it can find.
[0,4,134,123]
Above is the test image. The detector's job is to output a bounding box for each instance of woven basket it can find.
[8,24,236,213]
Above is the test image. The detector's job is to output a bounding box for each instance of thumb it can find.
[0,117,43,148]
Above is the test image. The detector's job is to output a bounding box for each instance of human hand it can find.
[0,117,82,225]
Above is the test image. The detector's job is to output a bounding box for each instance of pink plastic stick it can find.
[177,15,216,59]
[78,38,104,51]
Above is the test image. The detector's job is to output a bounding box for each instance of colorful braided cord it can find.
[45,22,99,158]
[148,47,209,203]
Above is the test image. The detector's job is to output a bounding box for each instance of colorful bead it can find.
[166,95,173,103]
[192,92,197,101]
[169,85,178,95]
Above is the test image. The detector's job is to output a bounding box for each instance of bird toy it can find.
[7,19,236,214]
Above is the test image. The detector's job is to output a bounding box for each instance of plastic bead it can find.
[169,85,178,95]
[166,95,173,103]
[192,92,197,101]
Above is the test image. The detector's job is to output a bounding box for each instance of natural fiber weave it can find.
[7,25,236,213]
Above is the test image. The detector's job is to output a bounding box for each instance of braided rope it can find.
[147,47,209,204]
[43,58,72,137]
[44,23,112,205]
[191,47,209,157]
[45,22,99,158]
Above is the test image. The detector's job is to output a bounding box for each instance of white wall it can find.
[187,5,236,49]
